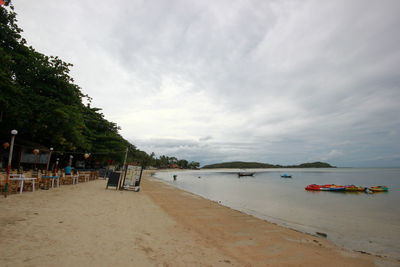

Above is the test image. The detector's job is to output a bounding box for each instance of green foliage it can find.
[294,162,334,168]
[0,2,198,168]
[202,161,334,169]
[0,3,132,164]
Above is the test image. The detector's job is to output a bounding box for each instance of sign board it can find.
[106,172,121,190]
[20,152,49,164]
[122,165,143,191]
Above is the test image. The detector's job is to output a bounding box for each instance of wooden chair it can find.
[22,170,38,192]
[8,171,22,194]
[61,174,74,185]
[38,171,53,190]
[0,175,19,194]
[78,173,85,183]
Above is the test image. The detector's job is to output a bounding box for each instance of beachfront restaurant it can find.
[0,140,100,195]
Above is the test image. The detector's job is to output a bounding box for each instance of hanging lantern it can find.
[2,142,10,149]
[84,153,90,159]
[33,149,39,155]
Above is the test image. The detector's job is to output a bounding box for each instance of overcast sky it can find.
[12,0,400,167]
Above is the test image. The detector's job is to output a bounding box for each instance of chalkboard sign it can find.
[106,172,121,190]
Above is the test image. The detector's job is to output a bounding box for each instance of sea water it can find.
[153,168,400,259]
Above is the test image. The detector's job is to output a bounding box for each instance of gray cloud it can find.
[13,0,400,167]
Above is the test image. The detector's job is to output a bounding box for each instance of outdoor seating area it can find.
[0,169,99,196]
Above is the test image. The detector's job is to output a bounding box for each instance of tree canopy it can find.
[0,1,199,168]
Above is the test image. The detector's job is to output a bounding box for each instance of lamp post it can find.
[46,147,53,172]
[4,129,18,198]
[69,155,73,167]
[54,158,59,175]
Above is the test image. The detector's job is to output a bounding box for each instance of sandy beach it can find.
[0,170,398,266]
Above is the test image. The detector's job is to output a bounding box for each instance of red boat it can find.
[305,184,346,191]
[305,184,321,191]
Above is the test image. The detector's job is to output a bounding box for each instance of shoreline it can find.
[144,170,398,266]
[151,168,400,260]
[0,170,398,266]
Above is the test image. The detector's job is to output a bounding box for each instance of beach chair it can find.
[1,173,20,194]
[76,171,87,183]
[61,174,74,185]
[38,171,53,190]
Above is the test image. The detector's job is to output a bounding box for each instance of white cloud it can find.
[13,0,400,167]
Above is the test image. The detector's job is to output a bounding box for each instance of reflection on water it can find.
[154,168,400,259]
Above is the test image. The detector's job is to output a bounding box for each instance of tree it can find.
[188,161,200,169]
[177,159,188,169]
[1,2,198,168]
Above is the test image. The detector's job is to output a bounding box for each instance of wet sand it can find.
[0,170,398,266]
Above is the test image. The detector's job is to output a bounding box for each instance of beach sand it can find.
[0,170,398,266]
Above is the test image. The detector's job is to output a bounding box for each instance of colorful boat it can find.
[320,185,346,191]
[305,184,389,193]
[369,186,388,192]
[305,184,321,190]
[281,174,292,178]
[305,184,346,191]
[344,185,366,191]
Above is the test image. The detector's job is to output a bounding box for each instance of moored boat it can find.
[305,184,389,193]
[280,174,292,178]
[345,185,366,191]
[320,185,346,191]
[369,186,388,192]
[305,184,346,191]
[305,184,321,190]
[238,172,255,177]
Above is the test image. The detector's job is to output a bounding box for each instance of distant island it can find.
[201,161,335,169]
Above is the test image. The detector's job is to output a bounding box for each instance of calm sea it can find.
[153,168,400,259]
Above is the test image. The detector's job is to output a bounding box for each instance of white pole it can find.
[46,147,53,171]
[118,147,129,190]
[4,129,18,198]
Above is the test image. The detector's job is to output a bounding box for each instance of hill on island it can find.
[201,161,335,169]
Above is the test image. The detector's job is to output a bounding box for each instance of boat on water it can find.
[305,184,322,191]
[344,185,366,191]
[280,174,292,178]
[238,172,255,177]
[319,185,346,191]
[369,186,388,192]
[305,184,389,193]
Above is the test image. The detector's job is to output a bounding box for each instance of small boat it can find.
[305,184,346,191]
[238,172,255,177]
[280,174,292,178]
[369,186,388,192]
[344,185,366,191]
[319,185,346,191]
[305,184,321,191]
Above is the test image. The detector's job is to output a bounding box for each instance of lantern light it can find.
[3,142,10,149]
[33,149,39,155]
[84,153,90,159]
